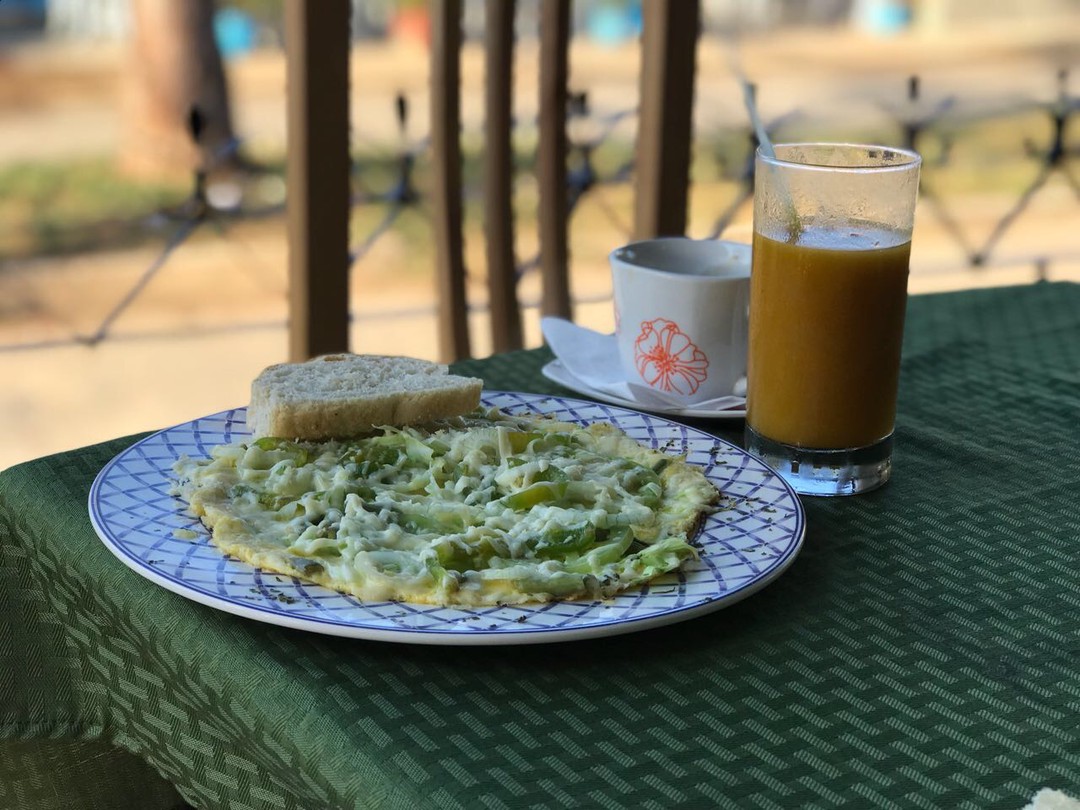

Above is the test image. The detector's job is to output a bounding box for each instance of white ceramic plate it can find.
[88,392,803,645]
[541,360,747,420]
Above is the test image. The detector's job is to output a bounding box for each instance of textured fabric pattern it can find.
[2,282,1079,809]
[0,739,186,810]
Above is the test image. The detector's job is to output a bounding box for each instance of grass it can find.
[0,108,1064,264]
[0,159,187,258]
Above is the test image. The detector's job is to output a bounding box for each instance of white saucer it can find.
[541,360,747,420]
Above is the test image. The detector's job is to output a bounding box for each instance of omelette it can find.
[172,408,719,606]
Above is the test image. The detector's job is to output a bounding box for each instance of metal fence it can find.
[1,64,1077,356]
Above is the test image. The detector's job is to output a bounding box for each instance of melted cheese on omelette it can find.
[172,408,718,606]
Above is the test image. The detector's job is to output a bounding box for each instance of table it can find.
[2,282,1079,809]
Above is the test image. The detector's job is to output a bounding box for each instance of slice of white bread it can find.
[246,353,484,440]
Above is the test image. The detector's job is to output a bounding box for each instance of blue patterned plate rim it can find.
[88,391,806,645]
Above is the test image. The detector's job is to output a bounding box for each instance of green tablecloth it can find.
[2,282,1079,809]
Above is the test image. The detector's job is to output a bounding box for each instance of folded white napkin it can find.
[1022,789,1080,810]
[541,317,745,411]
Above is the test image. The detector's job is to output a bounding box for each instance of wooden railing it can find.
[284,0,351,361]
[284,0,701,363]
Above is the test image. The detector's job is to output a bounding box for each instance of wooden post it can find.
[537,0,572,321]
[633,0,700,239]
[285,0,351,361]
[483,0,523,353]
[430,0,472,361]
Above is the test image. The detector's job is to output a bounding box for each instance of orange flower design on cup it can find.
[633,318,709,395]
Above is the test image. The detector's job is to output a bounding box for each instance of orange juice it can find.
[747,226,911,449]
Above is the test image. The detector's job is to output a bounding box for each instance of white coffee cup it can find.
[610,238,751,403]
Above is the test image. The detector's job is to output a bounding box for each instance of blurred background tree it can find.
[120,0,240,179]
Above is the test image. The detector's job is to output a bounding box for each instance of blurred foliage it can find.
[220,0,283,23]
[0,106,1062,262]
[0,160,185,258]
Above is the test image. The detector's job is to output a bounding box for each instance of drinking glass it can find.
[745,143,921,496]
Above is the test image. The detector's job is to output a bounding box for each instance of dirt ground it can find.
[1,16,1079,470]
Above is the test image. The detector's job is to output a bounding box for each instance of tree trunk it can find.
[120,0,238,180]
